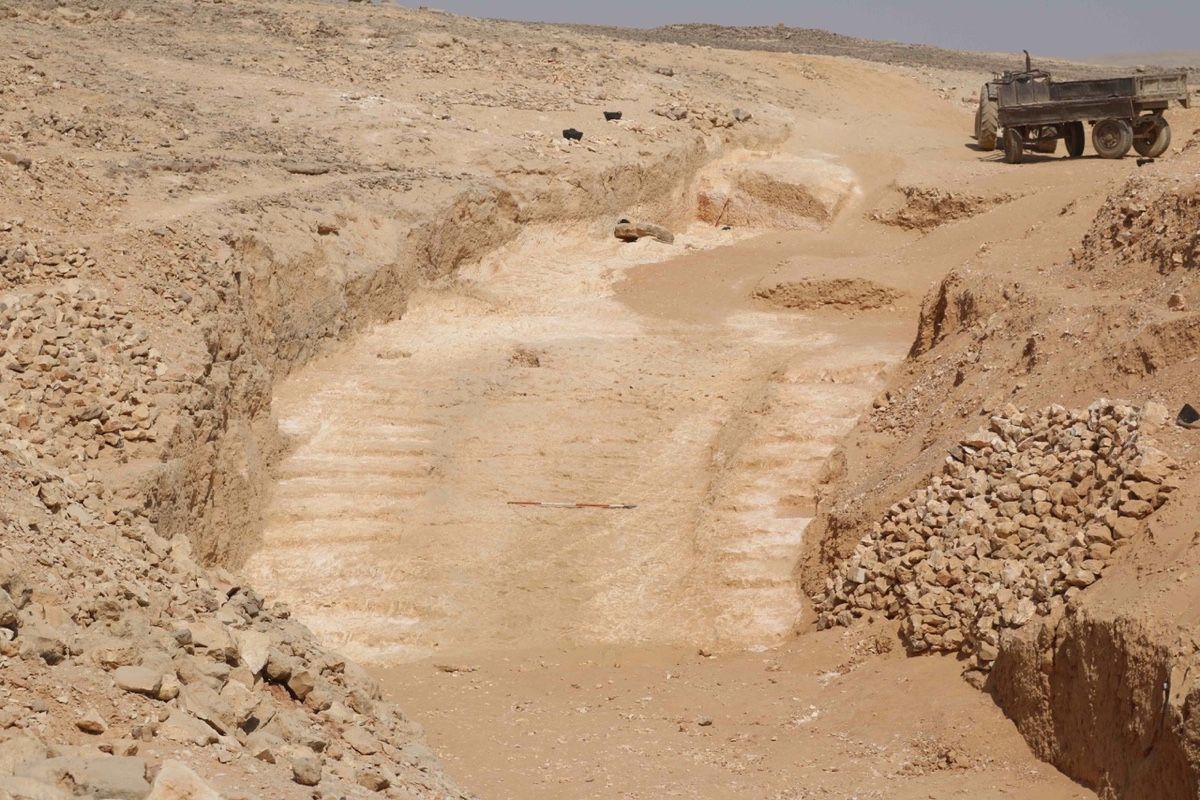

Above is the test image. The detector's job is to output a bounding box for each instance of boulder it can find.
[613,221,674,245]
[357,770,390,792]
[113,665,163,697]
[343,726,379,756]
[235,630,269,675]
[263,649,294,683]
[218,680,257,728]
[75,710,106,735]
[145,761,223,800]
[244,731,283,764]
[159,710,218,747]
[178,684,235,735]
[0,775,71,800]
[18,629,67,665]
[0,735,49,777]
[185,622,237,662]
[0,589,18,629]
[290,753,322,787]
[263,708,328,752]
[287,668,315,700]
[17,756,149,800]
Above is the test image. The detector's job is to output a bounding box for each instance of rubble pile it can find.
[1077,168,1200,274]
[0,238,97,287]
[871,186,1013,232]
[651,101,751,129]
[816,400,1177,671]
[0,285,172,467]
[0,451,464,799]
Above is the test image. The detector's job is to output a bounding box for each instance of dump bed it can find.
[998,71,1189,127]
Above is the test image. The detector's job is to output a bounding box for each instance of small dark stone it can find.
[562,128,583,141]
[1177,403,1199,428]
[603,111,622,121]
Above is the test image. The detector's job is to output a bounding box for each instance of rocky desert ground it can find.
[3,1,1200,799]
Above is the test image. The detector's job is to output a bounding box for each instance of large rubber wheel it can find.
[977,86,999,151]
[1003,128,1024,164]
[1092,118,1133,159]
[1133,117,1171,158]
[1064,121,1086,158]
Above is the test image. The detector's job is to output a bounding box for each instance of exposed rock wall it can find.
[992,604,1200,799]
[148,130,761,569]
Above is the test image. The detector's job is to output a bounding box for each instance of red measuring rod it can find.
[507,501,638,510]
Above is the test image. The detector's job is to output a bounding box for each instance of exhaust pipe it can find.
[1024,49,1031,72]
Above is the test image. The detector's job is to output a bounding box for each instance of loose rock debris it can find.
[0,454,466,799]
[816,400,1177,672]
[754,278,902,312]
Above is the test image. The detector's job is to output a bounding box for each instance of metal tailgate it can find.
[1135,72,1190,104]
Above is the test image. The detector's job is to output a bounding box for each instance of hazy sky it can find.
[407,1,1200,59]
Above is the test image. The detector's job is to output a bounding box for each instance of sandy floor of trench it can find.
[244,216,908,664]
[242,184,1102,800]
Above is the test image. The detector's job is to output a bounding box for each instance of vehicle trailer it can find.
[973,52,1190,164]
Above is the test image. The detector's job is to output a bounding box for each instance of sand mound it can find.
[754,278,902,311]
[872,185,1014,232]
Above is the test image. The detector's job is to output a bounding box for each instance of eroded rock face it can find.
[815,400,1177,673]
[992,604,1200,799]
[695,153,858,229]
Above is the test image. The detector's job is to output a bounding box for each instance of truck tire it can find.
[1064,122,1085,157]
[977,94,999,151]
[1092,118,1133,159]
[1003,128,1024,164]
[1133,117,1171,158]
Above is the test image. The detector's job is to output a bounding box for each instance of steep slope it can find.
[801,122,1200,798]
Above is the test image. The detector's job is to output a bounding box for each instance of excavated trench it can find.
[241,149,894,664]
[217,74,1135,797]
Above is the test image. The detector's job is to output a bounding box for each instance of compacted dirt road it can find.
[244,49,1133,798]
